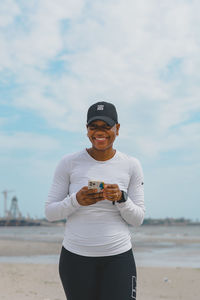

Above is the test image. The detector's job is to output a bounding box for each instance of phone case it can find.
[88,180,104,192]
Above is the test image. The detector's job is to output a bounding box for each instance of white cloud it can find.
[15,88,68,123]
[0,0,20,27]
[0,131,60,152]
[0,0,84,70]
[1,0,200,219]
[0,0,200,158]
[136,122,200,158]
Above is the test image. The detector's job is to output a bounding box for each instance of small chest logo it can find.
[97,105,104,110]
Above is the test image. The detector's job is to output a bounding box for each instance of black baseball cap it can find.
[87,101,118,126]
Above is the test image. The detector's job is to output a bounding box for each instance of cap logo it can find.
[97,104,104,110]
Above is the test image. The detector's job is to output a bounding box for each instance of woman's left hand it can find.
[103,184,122,202]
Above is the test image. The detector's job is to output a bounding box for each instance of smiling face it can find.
[87,120,120,152]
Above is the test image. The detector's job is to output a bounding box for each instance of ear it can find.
[116,123,120,136]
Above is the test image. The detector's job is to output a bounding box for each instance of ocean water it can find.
[0,225,200,268]
[130,226,200,268]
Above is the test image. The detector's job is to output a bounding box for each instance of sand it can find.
[0,239,199,300]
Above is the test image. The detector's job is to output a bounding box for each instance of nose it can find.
[94,128,107,134]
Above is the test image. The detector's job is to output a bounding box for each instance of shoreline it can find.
[1,238,199,268]
[0,236,200,299]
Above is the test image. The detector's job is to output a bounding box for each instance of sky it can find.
[0,0,200,220]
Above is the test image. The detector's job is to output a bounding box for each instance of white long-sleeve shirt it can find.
[45,149,145,256]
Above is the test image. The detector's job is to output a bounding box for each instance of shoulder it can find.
[117,151,141,165]
[55,150,86,172]
[61,149,86,163]
[117,151,143,174]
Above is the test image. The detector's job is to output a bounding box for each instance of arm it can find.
[45,157,81,222]
[115,158,145,227]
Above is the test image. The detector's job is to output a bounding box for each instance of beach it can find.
[0,226,200,300]
[1,263,199,300]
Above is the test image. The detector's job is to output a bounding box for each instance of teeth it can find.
[96,138,106,140]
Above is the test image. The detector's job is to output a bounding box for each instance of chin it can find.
[92,145,112,151]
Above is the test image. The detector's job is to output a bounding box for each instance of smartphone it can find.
[88,180,104,192]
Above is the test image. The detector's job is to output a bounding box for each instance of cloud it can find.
[135,122,200,159]
[0,0,20,27]
[1,0,200,219]
[0,131,60,152]
[0,0,200,158]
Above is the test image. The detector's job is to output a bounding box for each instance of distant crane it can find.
[1,190,15,217]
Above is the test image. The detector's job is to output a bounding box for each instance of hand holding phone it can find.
[76,181,105,206]
[88,180,104,192]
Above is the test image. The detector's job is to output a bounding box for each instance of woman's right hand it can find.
[76,186,105,206]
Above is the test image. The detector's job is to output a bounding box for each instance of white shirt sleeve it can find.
[115,158,145,227]
[45,157,81,222]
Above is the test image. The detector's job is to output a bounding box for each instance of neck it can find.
[87,147,116,161]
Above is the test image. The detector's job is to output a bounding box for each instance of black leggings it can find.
[59,246,137,300]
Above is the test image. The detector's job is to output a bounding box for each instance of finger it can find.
[92,193,105,200]
[105,191,119,197]
[106,192,121,200]
[106,193,118,199]
[81,186,89,191]
[84,190,104,199]
[104,189,120,198]
[104,188,118,194]
[86,188,98,194]
[86,191,105,199]
[104,184,118,188]
[83,195,105,205]
[104,186,120,193]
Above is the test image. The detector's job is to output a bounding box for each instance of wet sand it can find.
[0,238,199,300]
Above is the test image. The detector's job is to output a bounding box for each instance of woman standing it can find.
[45,101,145,300]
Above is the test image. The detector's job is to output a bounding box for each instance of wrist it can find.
[117,190,128,203]
[118,190,122,201]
